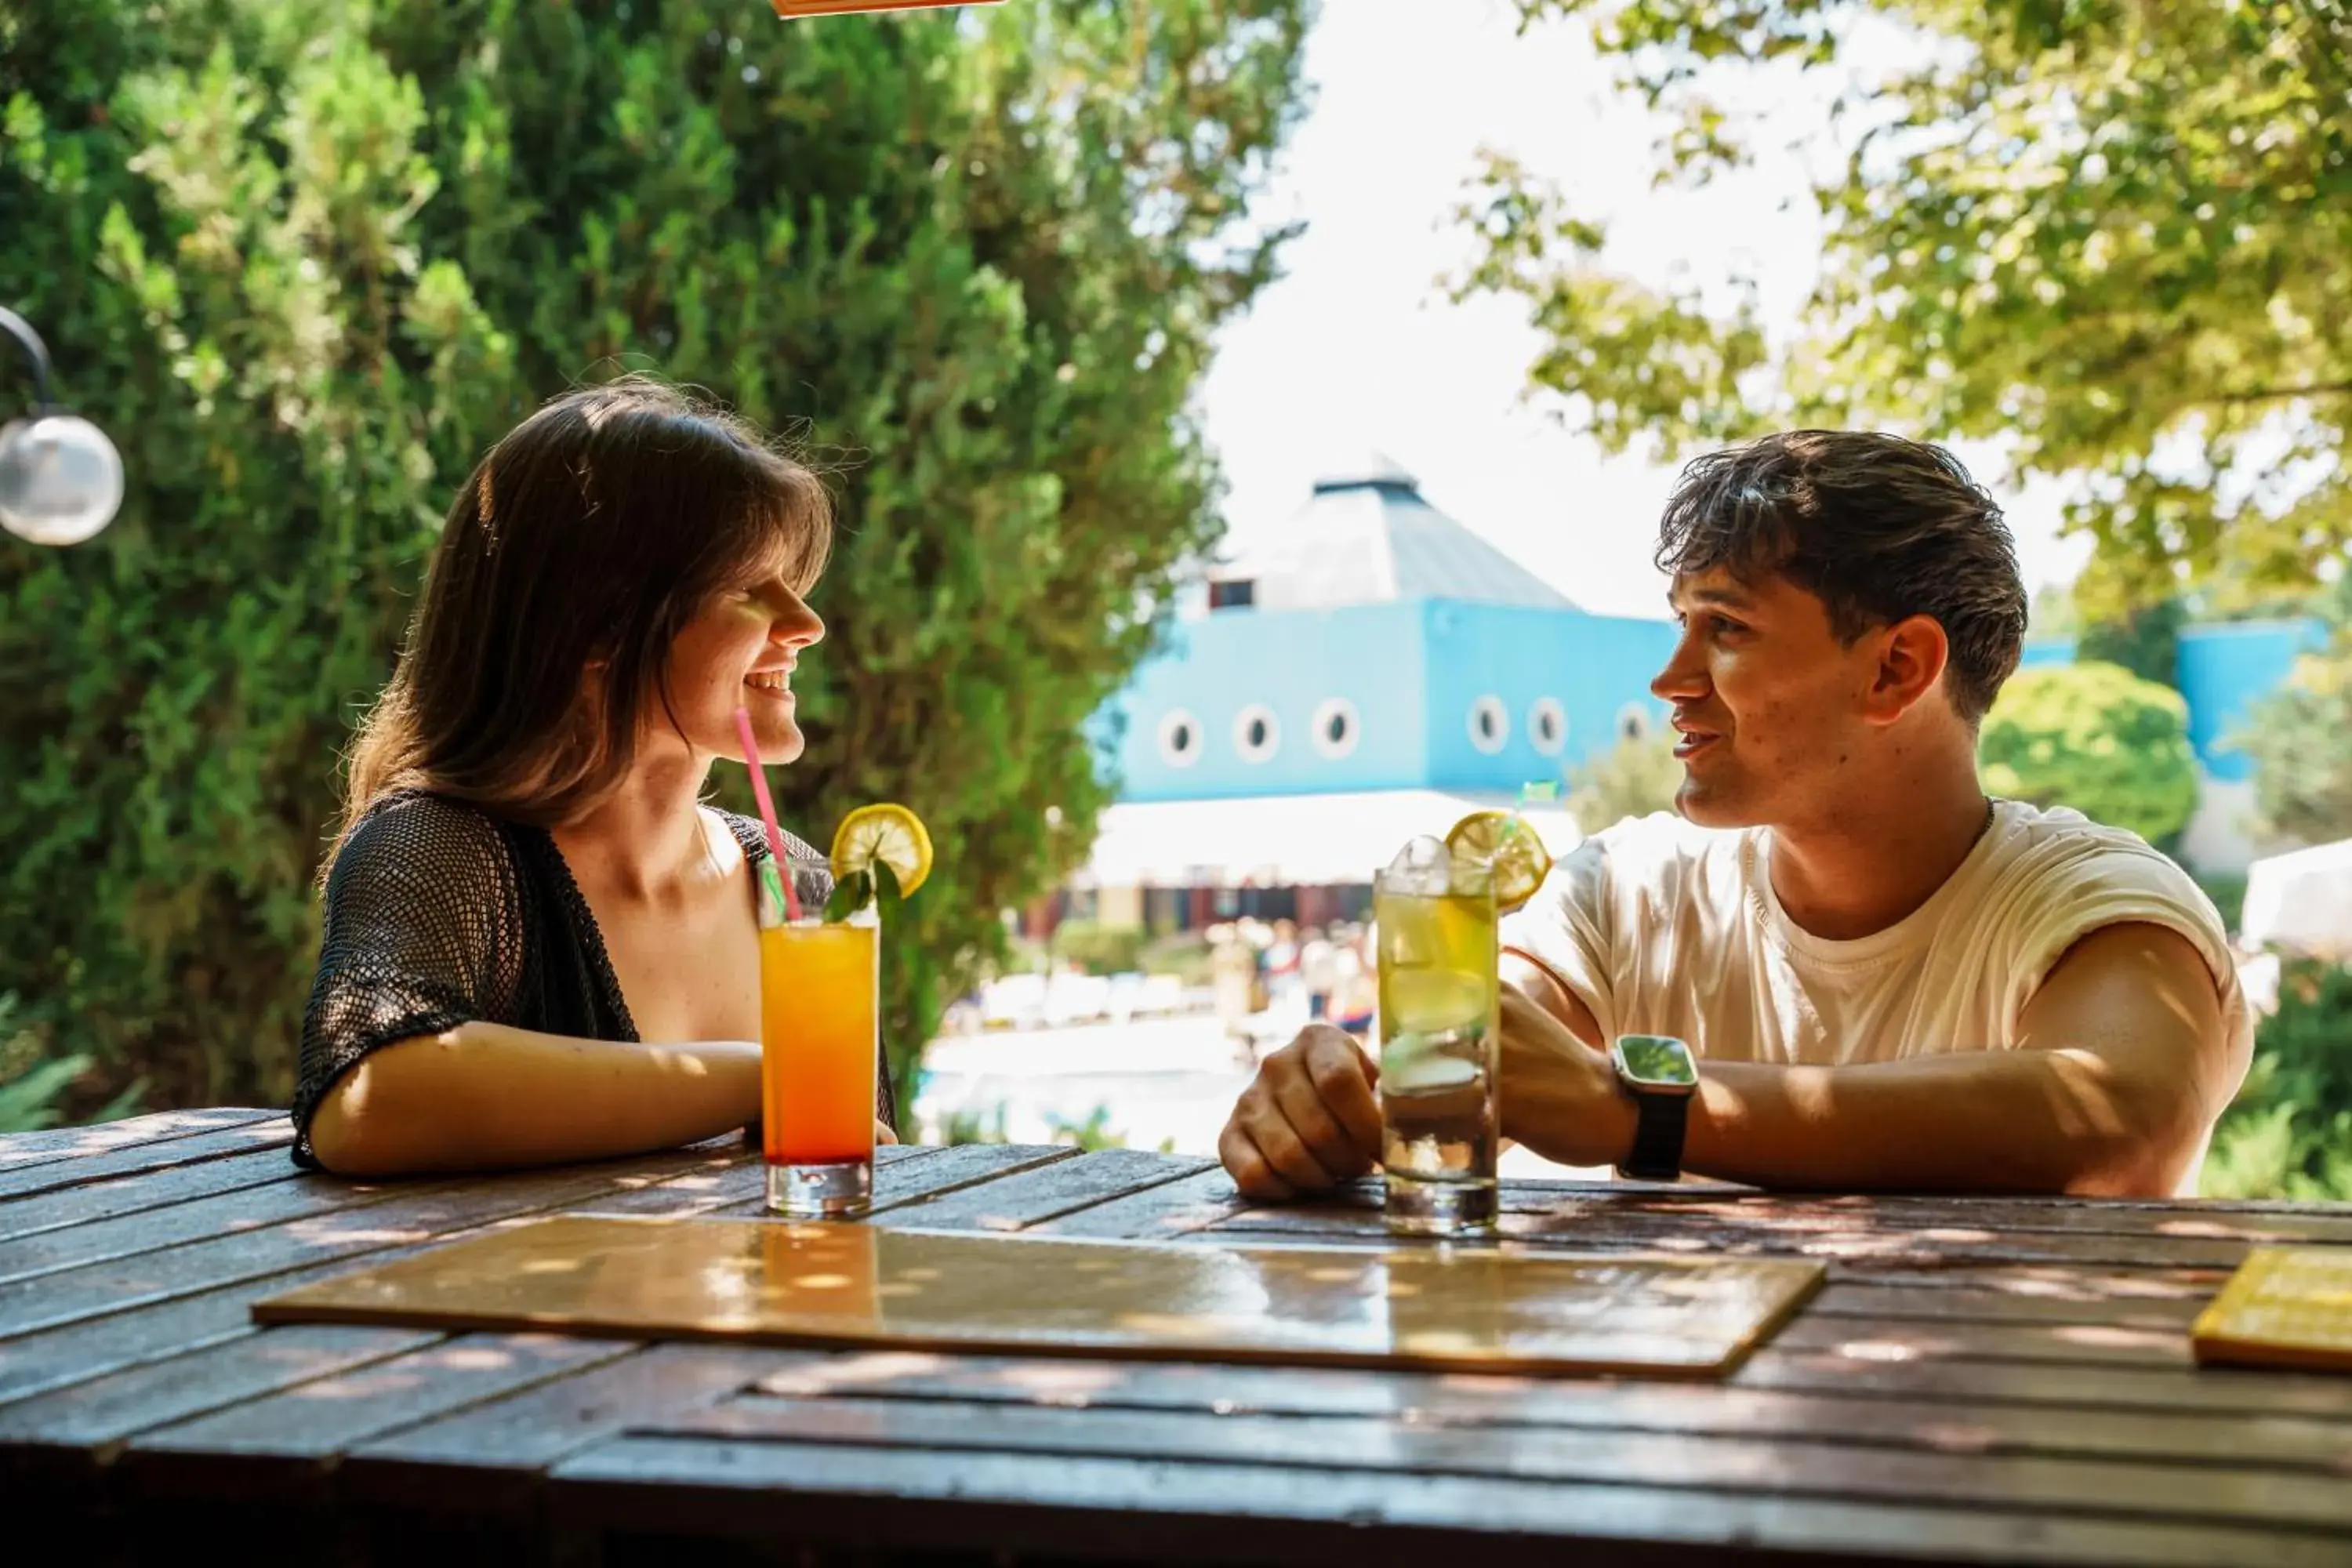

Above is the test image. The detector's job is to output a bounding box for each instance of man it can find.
[1221,431,2250,1200]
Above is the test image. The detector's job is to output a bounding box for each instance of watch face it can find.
[1613,1033,1697,1090]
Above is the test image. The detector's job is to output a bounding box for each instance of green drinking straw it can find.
[733,706,800,921]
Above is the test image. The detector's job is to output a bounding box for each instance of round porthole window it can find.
[1616,700,1653,742]
[1468,695,1509,755]
[1529,697,1567,757]
[1233,703,1280,764]
[1311,698,1360,760]
[1157,709,1202,767]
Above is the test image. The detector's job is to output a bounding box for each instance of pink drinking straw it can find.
[733,706,800,922]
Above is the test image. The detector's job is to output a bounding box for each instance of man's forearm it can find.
[1678,1049,2198,1196]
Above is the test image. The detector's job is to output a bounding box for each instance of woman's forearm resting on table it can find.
[307,1021,764,1177]
[1504,922,2238,1197]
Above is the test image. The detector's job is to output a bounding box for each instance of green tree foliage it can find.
[1565,729,1683,833]
[0,993,140,1132]
[1977,662,2198,844]
[2202,959,2352,1202]
[1,0,1310,1116]
[2241,643,2352,846]
[2077,597,2187,690]
[1459,1,2350,617]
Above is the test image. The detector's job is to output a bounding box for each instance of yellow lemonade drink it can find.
[1374,841,1501,1236]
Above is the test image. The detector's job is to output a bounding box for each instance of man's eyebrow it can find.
[1668,582,1759,612]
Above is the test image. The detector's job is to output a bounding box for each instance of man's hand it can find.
[1497,984,1637,1169]
[1218,1025,1384,1199]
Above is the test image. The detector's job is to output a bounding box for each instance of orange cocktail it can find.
[760,908,879,1217]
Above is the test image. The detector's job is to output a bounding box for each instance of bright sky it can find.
[1194,0,2092,622]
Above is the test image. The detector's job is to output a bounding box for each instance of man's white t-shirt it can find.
[1501,800,2249,1074]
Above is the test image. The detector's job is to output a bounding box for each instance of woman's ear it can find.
[1865,613,1951,724]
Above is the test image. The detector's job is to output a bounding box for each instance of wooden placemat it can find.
[2193,1246,2352,1374]
[252,1215,1822,1380]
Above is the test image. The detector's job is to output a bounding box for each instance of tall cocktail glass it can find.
[1374,840,1501,1236]
[760,857,878,1218]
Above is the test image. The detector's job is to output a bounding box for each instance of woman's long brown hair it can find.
[335,377,833,855]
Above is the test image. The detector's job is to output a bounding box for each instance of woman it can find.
[296,378,895,1176]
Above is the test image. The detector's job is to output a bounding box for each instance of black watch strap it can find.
[1618,1089,1690,1181]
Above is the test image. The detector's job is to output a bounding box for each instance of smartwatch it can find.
[1610,1034,1698,1181]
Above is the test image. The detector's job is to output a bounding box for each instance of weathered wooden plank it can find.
[1562,1191,2352,1246]
[701,1142,1086,1220]
[1737,1348,2352,1421]
[0,1107,279,1170]
[1205,1201,2270,1271]
[869,1149,1215,1234]
[120,1332,637,1501]
[1493,1175,2352,1220]
[547,1434,2352,1568]
[1820,1263,2231,1303]
[0,1324,440,1454]
[0,1169,448,1288]
[743,1328,2352,1430]
[1772,1312,2192,1369]
[1025,1165,1249,1240]
[565,1140,932,1218]
[1,1221,642,1412]
[750,1349,2352,1472]
[866,1142,1079,1214]
[0,1145,309,1246]
[1214,1179,2352,1252]
[1508,1214,2319,1270]
[0,1254,412,1409]
[0,1117,296,1202]
[661,1394,2352,1533]
[338,1343,794,1515]
[1534,1189,2352,1241]
[0,1143,756,1341]
[1801,1280,2205,1330]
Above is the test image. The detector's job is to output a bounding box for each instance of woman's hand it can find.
[876,1118,899,1145]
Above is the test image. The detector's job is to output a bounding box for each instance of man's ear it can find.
[1864,613,1950,724]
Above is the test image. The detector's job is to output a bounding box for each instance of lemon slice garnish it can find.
[1443,809,1551,915]
[831,803,933,899]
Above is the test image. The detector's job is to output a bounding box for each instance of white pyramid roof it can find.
[1214,452,1575,612]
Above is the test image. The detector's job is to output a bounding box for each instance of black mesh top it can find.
[292,790,895,1169]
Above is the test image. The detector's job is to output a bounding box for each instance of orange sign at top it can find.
[772,0,1005,16]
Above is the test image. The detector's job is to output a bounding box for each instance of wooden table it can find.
[3,1109,2350,1566]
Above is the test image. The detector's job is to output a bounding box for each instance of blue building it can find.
[1076,456,1675,929]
